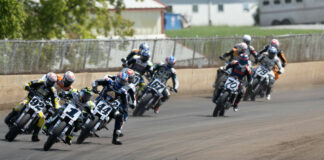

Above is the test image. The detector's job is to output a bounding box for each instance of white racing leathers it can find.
[256,53,284,96]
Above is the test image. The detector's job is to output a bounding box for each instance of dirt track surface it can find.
[1,88,324,160]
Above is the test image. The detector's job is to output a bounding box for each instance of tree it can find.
[22,0,134,39]
[0,0,26,39]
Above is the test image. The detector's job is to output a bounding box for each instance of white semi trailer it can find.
[259,0,324,26]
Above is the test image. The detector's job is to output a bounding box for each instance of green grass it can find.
[165,26,323,38]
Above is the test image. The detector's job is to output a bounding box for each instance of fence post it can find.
[59,42,67,71]
[131,39,135,49]
[172,37,177,57]
[106,39,112,69]
[192,36,198,67]
[82,41,90,71]
[10,42,19,73]
[151,38,157,62]
[35,41,44,73]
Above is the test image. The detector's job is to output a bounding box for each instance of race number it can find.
[151,79,165,92]
[64,104,81,121]
[224,77,240,91]
[256,66,269,76]
[95,101,113,116]
[29,96,45,112]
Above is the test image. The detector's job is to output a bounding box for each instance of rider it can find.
[124,49,153,92]
[151,56,179,114]
[4,72,60,141]
[242,35,258,63]
[219,42,248,62]
[92,72,129,145]
[125,42,150,61]
[213,54,252,112]
[43,87,94,145]
[256,47,284,100]
[56,71,75,93]
[258,39,287,80]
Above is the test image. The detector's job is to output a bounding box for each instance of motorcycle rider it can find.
[151,56,179,114]
[55,71,75,93]
[43,87,94,145]
[124,49,153,92]
[4,72,60,141]
[256,47,284,100]
[258,39,287,80]
[92,72,129,145]
[124,42,150,61]
[242,35,258,63]
[213,54,252,112]
[219,42,248,62]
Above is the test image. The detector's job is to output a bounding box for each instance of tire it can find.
[213,91,229,117]
[44,121,66,151]
[76,116,99,144]
[5,113,30,142]
[215,74,227,91]
[133,93,154,117]
[251,79,260,101]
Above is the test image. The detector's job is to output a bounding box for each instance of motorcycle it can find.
[133,78,173,116]
[43,102,82,151]
[76,99,121,144]
[213,76,241,117]
[5,90,49,142]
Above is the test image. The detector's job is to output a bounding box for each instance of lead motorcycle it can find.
[5,90,51,142]
[76,99,121,144]
[133,78,174,116]
[213,76,241,117]
[43,102,82,151]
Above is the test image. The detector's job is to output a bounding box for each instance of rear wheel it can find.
[251,79,260,101]
[213,91,229,117]
[133,93,154,117]
[76,116,99,144]
[44,121,66,151]
[5,113,30,142]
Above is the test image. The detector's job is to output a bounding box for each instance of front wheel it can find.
[5,113,31,142]
[213,91,229,117]
[133,93,154,117]
[44,121,67,151]
[250,79,260,101]
[76,116,99,144]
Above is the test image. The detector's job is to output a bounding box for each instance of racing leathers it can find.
[214,60,252,110]
[258,45,287,80]
[151,63,179,113]
[91,76,129,145]
[126,49,141,61]
[5,79,60,141]
[126,56,153,90]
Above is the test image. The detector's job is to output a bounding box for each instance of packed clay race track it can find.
[1,87,324,160]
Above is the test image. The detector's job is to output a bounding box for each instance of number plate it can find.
[63,104,82,121]
[256,66,269,77]
[224,77,240,91]
[28,96,45,113]
[133,75,141,86]
[95,100,113,117]
[150,79,166,93]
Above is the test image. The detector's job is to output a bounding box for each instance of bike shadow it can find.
[21,147,70,152]
[194,115,230,118]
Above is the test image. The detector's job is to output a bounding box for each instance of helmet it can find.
[141,50,150,62]
[242,35,252,45]
[238,53,249,66]
[270,39,280,49]
[45,72,57,87]
[139,42,150,52]
[116,72,128,88]
[124,68,134,83]
[268,47,277,59]
[237,42,248,53]
[80,87,92,103]
[63,71,75,87]
[165,56,176,67]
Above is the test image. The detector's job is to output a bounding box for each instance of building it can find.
[159,0,258,26]
[108,0,167,38]
[259,0,324,26]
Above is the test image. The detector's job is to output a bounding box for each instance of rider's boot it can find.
[4,109,18,126]
[112,130,122,145]
[65,135,73,145]
[266,86,272,101]
[32,126,41,142]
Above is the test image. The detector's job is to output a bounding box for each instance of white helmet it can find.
[63,71,75,87]
[243,35,252,45]
[270,39,280,49]
[237,42,248,53]
[45,72,57,87]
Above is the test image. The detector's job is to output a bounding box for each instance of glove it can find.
[173,88,178,93]
[92,87,99,94]
[282,63,286,68]
[277,71,282,75]
[219,56,225,61]
[25,86,31,91]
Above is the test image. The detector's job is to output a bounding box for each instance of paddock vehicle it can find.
[5,90,50,142]
[133,78,174,116]
[43,102,82,151]
[213,76,241,117]
[76,99,121,144]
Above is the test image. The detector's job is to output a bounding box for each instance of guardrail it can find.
[1,34,323,74]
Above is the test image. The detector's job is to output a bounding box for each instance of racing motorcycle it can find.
[76,99,121,144]
[43,102,82,151]
[133,78,173,116]
[5,90,50,142]
[245,65,272,101]
[213,59,231,98]
[213,76,241,117]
